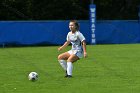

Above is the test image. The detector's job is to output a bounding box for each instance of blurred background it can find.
[0,0,140,20]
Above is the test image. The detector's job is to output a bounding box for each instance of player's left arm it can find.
[82,40,87,58]
[78,32,87,58]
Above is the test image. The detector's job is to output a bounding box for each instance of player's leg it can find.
[58,52,70,71]
[58,52,70,60]
[66,54,79,77]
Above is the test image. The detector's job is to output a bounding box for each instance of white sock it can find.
[67,62,73,76]
[58,60,67,71]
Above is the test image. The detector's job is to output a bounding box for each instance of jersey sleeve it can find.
[78,32,86,42]
[66,32,70,41]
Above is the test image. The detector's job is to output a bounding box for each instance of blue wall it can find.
[96,20,140,44]
[0,20,139,46]
[0,21,90,45]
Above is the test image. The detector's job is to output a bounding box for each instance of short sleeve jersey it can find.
[66,31,85,51]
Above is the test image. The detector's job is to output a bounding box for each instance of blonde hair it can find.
[70,20,80,30]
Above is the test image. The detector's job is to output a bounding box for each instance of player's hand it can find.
[58,47,62,51]
[84,52,87,58]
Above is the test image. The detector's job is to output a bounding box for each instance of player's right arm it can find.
[58,41,70,51]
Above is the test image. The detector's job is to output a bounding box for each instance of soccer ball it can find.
[28,72,38,81]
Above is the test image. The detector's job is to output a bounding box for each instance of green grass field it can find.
[0,44,140,93]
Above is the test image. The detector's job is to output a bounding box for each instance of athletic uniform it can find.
[66,31,85,58]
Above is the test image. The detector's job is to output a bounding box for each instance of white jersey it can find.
[67,31,85,51]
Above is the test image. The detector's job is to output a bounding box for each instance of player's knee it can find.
[57,55,61,60]
[58,54,64,60]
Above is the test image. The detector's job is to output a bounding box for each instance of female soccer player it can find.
[58,20,87,78]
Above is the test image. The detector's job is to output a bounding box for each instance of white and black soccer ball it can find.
[28,72,38,81]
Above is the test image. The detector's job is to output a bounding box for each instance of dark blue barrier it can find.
[96,20,140,44]
[0,21,90,45]
[0,20,140,46]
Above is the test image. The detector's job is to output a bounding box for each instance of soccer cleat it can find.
[65,75,72,78]
[65,71,68,77]
[67,75,72,78]
[64,71,72,78]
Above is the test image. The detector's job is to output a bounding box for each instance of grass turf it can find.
[0,44,140,93]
